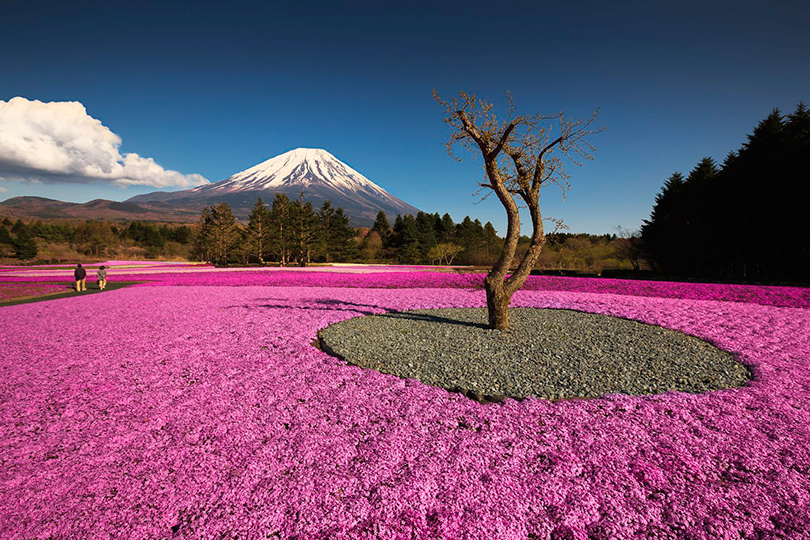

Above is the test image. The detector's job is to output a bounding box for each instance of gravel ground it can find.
[318,308,752,402]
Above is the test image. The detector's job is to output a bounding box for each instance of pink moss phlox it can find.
[3,266,808,308]
[0,281,808,537]
[0,282,68,301]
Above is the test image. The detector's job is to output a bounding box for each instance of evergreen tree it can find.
[456,217,485,264]
[13,229,38,261]
[288,195,318,266]
[414,211,437,260]
[370,211,392,245]
[124,222,166,257]
[192,207,214,262]
[392,214,404,245]
[0,226,12,246]
[786,101,810,142]
[785,102,810,279]
[391,215,403,247]
[685,157,719,184]
[437,213,456,243]
[682,157,719,276]
[194,203,240,265]
[328,208,358,262]
[393,214,420,263]
[745,109,784,153]
[317,201,337,262]
[724,109,787,279]
[268,194,292,265]
[482,222,501,262]
[246,197,272,264]
[163,225,192,244]
[641,172,686,274]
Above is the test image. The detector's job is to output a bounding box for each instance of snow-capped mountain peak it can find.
[206,148,391,199]
[128,147,420,225]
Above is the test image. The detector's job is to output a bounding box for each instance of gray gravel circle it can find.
[317,308,751,402]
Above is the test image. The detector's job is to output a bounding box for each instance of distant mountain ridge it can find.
[0,149,420,225]
[0,196,200,221]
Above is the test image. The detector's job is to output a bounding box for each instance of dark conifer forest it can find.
[642,103,809,283]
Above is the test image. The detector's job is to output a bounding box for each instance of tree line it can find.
[0,218,193,261]
[534,232,646,275]
[190,194,506,266]
[0,203,646,273]
[360,210,503,265]
[641,102,809,283]
[192,195,357,266]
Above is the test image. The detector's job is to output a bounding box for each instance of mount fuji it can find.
[126,148,420,225]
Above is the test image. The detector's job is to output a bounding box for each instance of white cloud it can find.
[0,97,209,188]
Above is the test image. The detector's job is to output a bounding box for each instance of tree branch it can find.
[532,136,563,187]
[488,121,517,161]
[456,110,490,156]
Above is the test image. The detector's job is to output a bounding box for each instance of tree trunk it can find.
[484,275,510,330]
[481,158,523,331]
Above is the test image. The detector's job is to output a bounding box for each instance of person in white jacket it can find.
[97,265,108,291]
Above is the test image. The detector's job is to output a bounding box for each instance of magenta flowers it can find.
[0,282,68,302]
[0,264,808,538]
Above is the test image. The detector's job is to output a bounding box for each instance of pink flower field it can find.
[0,264,808,538]
[0,282,68,302]
[3,264,809,308]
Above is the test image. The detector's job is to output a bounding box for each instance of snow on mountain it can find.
[200,148,393,198]
[127,148,419,225]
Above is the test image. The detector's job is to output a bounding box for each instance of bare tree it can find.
[435,90,601,330]
[614,226,647,271]
[428,242,462,265]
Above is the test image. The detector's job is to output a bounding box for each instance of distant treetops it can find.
[0,217,192,262]
[190,194,506,267]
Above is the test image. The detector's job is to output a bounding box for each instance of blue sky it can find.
[1,0,808,234]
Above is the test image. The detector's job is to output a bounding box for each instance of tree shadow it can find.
[375,310,488,330]
[224,297,394,316]
[227,298,488,329]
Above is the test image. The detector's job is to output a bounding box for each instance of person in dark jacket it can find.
[97,265,108,290]
[74,263,87,291]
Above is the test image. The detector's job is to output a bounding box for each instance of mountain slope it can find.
[128,148,419,224]
[0,196,199,221]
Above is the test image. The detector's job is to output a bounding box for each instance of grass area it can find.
[0,281,143,307]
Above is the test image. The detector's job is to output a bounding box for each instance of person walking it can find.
[97,265,108,291]
[74,263,87,291]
